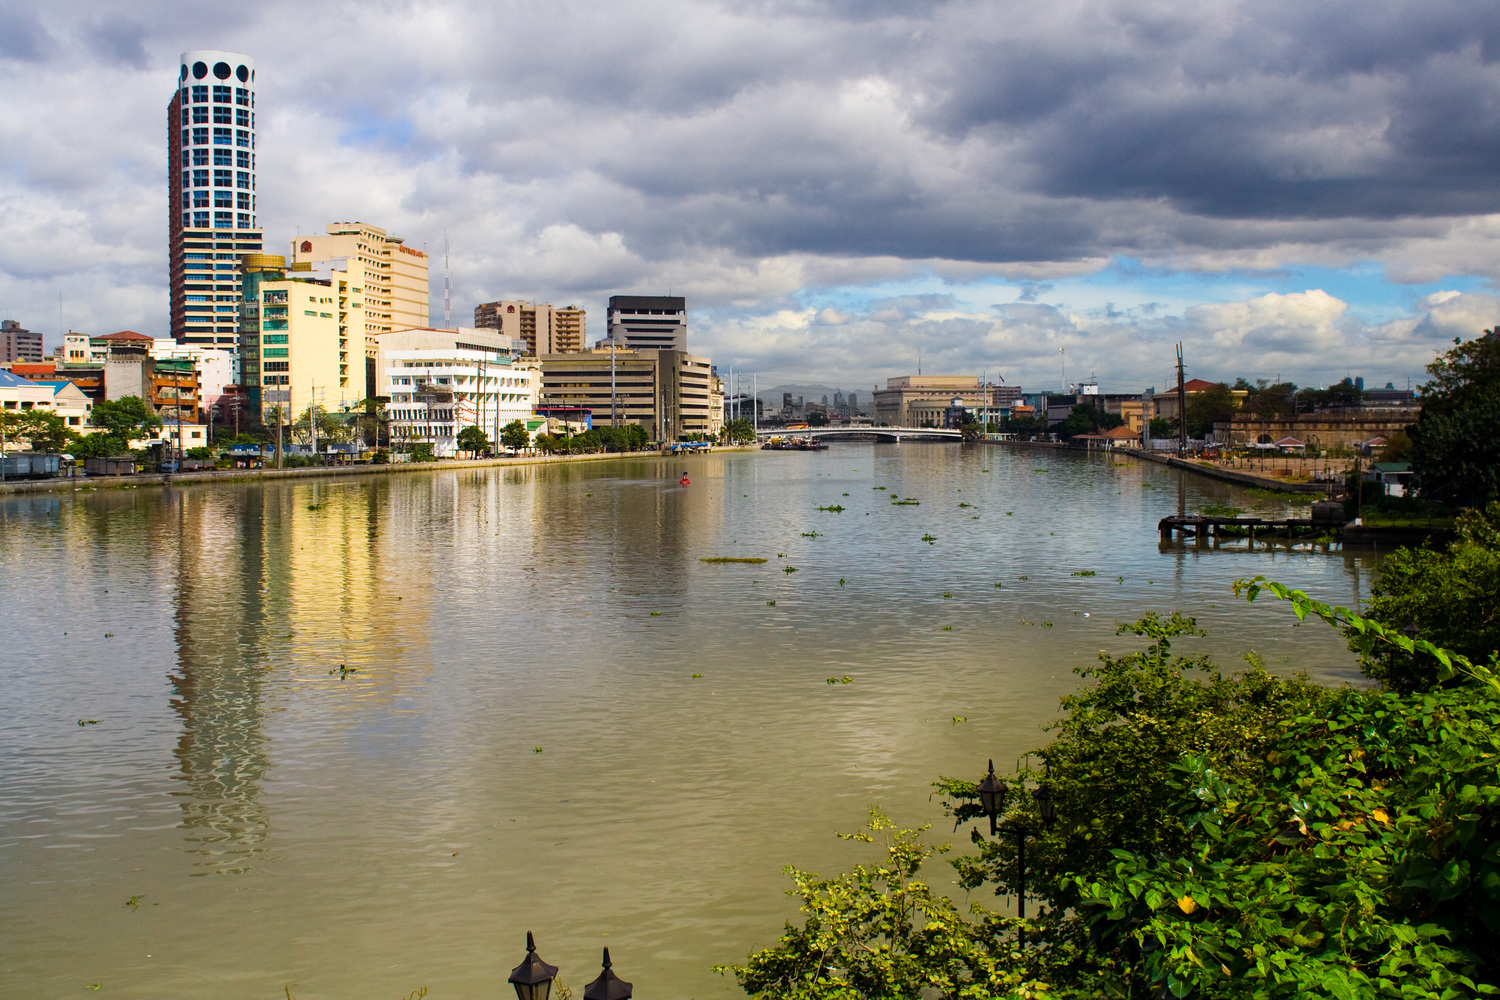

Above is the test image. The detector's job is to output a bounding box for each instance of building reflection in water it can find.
[169,487,273,875]
[167,478,426,874]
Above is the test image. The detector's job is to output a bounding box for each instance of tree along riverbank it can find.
[722,558,1500,999]
[0,446,758,497]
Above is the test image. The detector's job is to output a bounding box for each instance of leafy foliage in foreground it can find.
[1351,501,1500,693]
[723,591,1500,998]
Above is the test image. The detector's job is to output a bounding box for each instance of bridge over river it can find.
[756,426,963,442]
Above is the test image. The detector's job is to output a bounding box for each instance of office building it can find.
[873,375,1002,426]
[169,50,263,346]
[374,327,537,457]
[1,321,44,363]
[540,347,717,440]
[236,255,343,421]
[474,301,586,356]
[288,223,429,373]
[606,296,686,351]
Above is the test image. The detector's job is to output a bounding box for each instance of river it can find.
[0,443,1374,998]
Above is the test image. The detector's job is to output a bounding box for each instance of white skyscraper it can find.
[169,50,263,346]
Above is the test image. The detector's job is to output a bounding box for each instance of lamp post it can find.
[972,761,1058,922]
[584,948,633,1000]
[508,935,633,1000]
[508,932,560,1000]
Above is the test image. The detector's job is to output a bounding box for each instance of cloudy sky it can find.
[2,0,1499,393]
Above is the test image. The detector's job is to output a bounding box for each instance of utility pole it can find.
[610,338,618,427]
[1176,343,1187,457]
[310,381,318,458]
[443,232,452,329]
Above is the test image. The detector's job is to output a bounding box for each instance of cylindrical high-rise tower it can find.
[169,50,264,345]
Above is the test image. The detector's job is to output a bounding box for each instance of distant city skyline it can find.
[1,1,1498,392]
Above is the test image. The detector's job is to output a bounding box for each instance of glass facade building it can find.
[168,50,263,346]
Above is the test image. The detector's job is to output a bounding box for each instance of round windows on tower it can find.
[236,65,249,82]
[193,61,208,79]
[214,62,231,79]
[180,64,188,80]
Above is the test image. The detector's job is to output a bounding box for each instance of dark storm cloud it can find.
[5,0,1500,369]
[0,8,54,61]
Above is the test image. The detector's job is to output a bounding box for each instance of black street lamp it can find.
[971,761,1061,923]
[583,947,633,1000]
[977,759,1008,836]
[508,932,560,1000]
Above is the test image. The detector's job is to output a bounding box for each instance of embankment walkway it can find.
[1115,448,1330,495]
[0,447,757,498]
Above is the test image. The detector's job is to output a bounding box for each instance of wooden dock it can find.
[1158,514,1342,543]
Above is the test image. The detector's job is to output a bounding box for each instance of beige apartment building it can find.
[239,255,345,421]
[475,301,586,356]
[289,222,429,364]
[540,347,718,440]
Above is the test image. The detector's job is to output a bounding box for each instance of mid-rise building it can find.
[288,223,429,375]
[374,327,537,457]
[237,255,344,421]
[169,50,263,346]
[606,295,686,351]
[0,371,93,431]
[540,347,717,440]
[475,301,586,355]
[1,321,44,363]
[873,375,999,426]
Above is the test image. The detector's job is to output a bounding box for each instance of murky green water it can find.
[0,445,1374,998]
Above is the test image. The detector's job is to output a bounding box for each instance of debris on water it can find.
[825,675,854,685]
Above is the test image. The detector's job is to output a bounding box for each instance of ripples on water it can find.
[0,444,1375,997]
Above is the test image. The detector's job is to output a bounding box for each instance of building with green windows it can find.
[238,255,345,423]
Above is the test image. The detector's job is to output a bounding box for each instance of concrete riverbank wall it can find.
[0,448,755,497]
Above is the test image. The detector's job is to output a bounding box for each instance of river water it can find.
[0,444,1375,998]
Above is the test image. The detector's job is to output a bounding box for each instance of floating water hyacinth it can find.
[942,591,952,598]
[942,625,953,631]
[922,534,937,544]
[892,498,920,506]
[952,716,967,724]
[1072,570,1097,577]
[700,556,768,564]
[783,566,799,574]
[801,531,821,538]
[692,673,703,678]
[767,600,776,606]
[817,505,845,512]
[649,611,662,616]
[873,486,886,490]
[825,675,854,684]
[958,502,973,508]
[534,746,543,753]
[838,578,846,586]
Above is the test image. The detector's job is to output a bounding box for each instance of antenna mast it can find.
[443,231,452,328]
